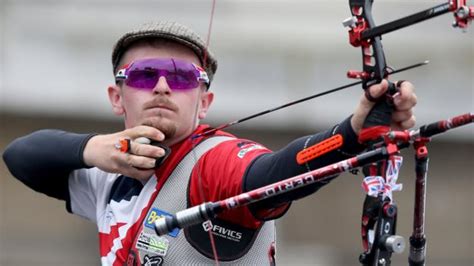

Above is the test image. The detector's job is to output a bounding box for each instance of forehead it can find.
[120,41,202,68]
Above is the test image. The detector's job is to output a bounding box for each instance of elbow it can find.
[3,139,28,182]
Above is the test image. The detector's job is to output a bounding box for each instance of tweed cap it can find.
[111,21,218,83]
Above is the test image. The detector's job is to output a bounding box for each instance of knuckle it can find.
[157,148,165,157]
[133,144,142,155]
[401,110,412,119]
[110,152,119,161]
[126,155,134,166]
[110,161,121,172]
[134,156,153,168]
[123,127,136,135]
[145,158,156,168]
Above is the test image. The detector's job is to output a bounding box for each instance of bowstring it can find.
[190,0,220,264]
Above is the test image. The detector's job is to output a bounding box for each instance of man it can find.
[3,21,416,265]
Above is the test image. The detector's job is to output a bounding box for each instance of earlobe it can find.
[108,85,125,115]
[198,91,214,119]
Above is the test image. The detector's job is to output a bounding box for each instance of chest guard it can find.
[131,136,276,265]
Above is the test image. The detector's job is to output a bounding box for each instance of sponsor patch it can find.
[236,141,253,148]
[202,220,243,242]
[237,143,265,158]
[136,231,169,257]
[142,254,163,266]
[144,208,179,237]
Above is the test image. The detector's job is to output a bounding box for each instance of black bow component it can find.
[343,1,472,265]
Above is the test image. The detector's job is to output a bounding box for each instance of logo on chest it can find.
[202,220,243,242]
[144,208,180,237]
[136,231,169,257]
[142,254,163,266]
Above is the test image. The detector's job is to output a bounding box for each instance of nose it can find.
[152,76,172,95]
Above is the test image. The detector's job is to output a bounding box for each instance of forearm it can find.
[244,117,365,215]
[2,129,95,200]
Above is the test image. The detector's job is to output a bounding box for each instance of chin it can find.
[141,117,177,139]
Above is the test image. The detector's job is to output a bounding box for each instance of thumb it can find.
[351,80,389,134]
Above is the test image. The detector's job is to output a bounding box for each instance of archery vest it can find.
[130,136,276,265]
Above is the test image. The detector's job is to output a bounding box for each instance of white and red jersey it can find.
[68,125,283,265]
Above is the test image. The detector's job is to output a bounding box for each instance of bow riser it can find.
[344,1,473,265]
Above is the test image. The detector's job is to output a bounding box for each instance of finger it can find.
[125,153,157,169]
[391,115,416,130]
[392,109,413,123]
[129,141,166,158]
[124,126,165,141]
[393,81,417,110]
[351,80,390,134]
[108,152,155,180]
[363,79,389,104]
[400,115,416,129]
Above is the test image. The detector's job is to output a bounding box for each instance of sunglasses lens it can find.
[165,69,199,90]
[121,58,205,90]
[126,70,159,89]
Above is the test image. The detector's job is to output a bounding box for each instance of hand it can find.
[83,126,166,182]
[351,79,417,134]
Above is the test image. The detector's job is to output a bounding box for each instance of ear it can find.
[198,90,214,119]
[108,84,125,115]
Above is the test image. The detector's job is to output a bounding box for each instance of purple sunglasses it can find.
[115,58,209,90]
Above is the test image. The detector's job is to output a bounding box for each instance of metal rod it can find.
[362,2,451,40]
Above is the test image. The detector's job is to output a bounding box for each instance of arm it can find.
[2,129,95,200]
[245,80,417,219]
[3,124,169,199]
[244,117,362,219]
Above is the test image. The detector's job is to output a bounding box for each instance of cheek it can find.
[121,91,148,116]
[182,93,201,116]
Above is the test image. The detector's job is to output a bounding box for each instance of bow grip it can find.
[359,81,397,143]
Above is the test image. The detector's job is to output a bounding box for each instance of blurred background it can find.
[0,0,472,265]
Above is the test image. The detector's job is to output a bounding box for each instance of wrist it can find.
[350,113,362,135]
[81,134,99,168]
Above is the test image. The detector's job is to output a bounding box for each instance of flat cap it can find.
[111,21,218,83]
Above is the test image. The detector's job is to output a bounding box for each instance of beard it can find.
[141,115,177,140]
[140,96,180,139]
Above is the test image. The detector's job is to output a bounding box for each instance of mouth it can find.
[149,105,174,111]
[145,106,176,118]
[143,98,179,114]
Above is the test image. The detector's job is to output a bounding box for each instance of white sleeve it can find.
[68,168,119,223]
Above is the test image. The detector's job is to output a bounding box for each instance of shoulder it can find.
[205,138,271,161]
[189,138,271,201]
